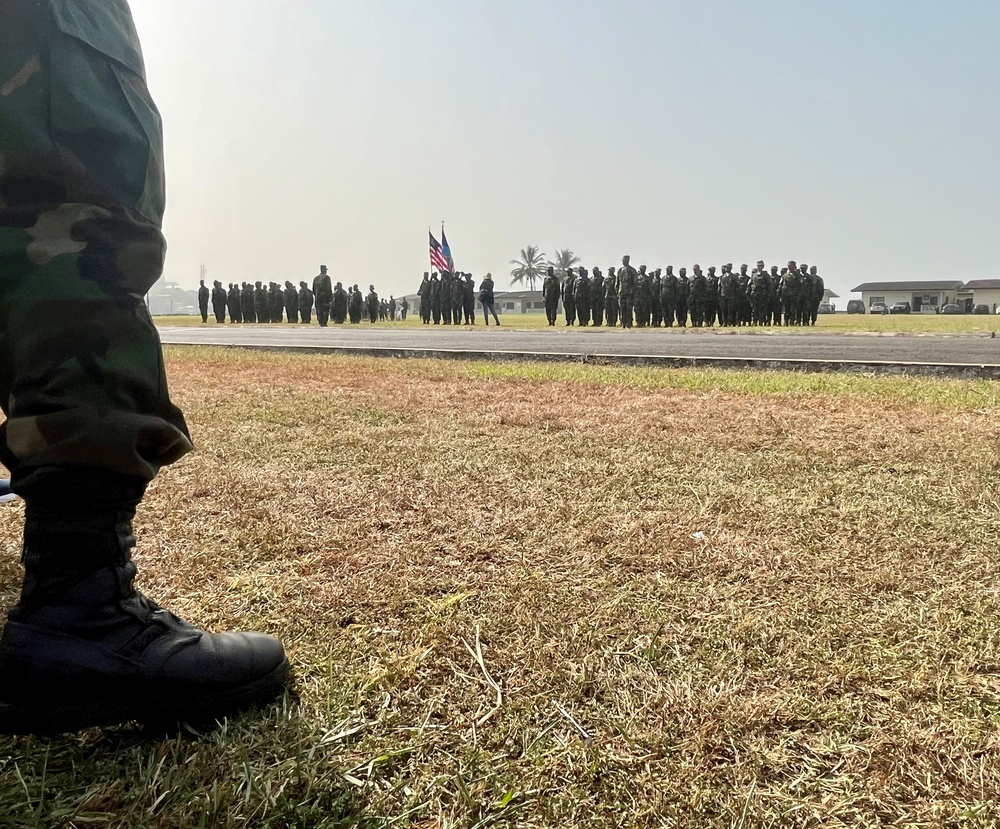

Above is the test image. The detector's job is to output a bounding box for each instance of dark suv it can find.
[846,300,865,314]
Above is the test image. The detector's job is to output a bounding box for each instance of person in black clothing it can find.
[298,281,314,324]
[227,283,242,323]
[241,281,256,323]
[478,273,501,326]
[284,281,299,323]
[211,280,226,323]
[463,274,476,324]
[198,279,209,323]
[313,266,333,327]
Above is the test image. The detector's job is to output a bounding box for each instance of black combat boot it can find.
[0,474,288,734]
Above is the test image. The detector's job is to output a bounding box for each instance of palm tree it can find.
[509,245,547,292]
[549,249,581,281]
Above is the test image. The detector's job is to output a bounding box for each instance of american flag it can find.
[429,231,449,271]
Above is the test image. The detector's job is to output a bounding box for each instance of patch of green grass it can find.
[463,359,1000,408]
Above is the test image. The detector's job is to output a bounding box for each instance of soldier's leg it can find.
[0,1,286,734]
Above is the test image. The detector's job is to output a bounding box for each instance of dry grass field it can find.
[2,347,1000,827]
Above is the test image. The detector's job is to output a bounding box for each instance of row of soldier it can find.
[542,257,825,328]
[415,271,480,325]
[197,268,408,326]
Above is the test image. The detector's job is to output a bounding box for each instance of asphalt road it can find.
[158,324,1000,367]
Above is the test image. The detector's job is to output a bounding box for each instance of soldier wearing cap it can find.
[574,266,591,327]
[705,266,719,327]
[591,266,605,327]
[542,266,560,326]
[617,255,637,329]
[604,267,620,327]
[660,266,677,327]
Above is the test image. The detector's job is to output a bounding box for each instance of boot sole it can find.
[0,659,290,735]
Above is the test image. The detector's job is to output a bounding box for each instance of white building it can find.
[851,281,965,313]
[962,280,1000,313]
[493,290,550,314]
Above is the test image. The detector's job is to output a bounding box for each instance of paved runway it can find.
[159,324,1000,368]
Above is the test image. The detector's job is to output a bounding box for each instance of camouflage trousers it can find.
[0,1,192,496]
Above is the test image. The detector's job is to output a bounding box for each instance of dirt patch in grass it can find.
[1,348,1000,827]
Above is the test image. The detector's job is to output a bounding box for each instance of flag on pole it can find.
[429,230,449,272]
[441,224,454,272]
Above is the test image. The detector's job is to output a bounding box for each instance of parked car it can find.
[941,304,962,315]
[889,302,911,315]
[846,300,865,314]
[869,303,889,315]
[973,304,990,315]
[817,302,835,314]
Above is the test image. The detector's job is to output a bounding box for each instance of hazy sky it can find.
[129,0,999,301]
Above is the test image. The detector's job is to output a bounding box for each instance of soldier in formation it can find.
[574,267,591,327]
[543,267,560,326]
[299,281,314,324]
[429,273,442,324]
[452,272,462,323]
[418,273,432,324]
[562,268,577,326]
[198,279,209,323]
[462,274,477,324]
[331,281,347,324]
[349,285,364,323]
[241,282,256,323]
[591,267,605,326]
[604,267,619,327]
[211,280,226,323]
[227,283,242,322]
[313,265,333,327]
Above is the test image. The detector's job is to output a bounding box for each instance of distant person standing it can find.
[198,279,209,323]
[479,273,501,326]
[332,281,348,324]
[418,273,431,324]
[284,281,299,323]
[462,274,476,324]
[366,285,379,323]
[617,255,637,329]
[254,280,268,323]
[211,280,227,324]
[604,267,619,327]
[298,281,314,324]
[227,283,242,323]
[542,266,560,326]
[574,266,591,327]
[313,265,333,327]
[349,284,364,323]
[591,266,605,327]
[562,268,577,326]
[268,282,283,323]
[241,281,256,323]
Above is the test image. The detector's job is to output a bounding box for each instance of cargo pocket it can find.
[45,0,164,227]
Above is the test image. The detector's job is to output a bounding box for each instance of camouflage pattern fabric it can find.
[0,0,192,495]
